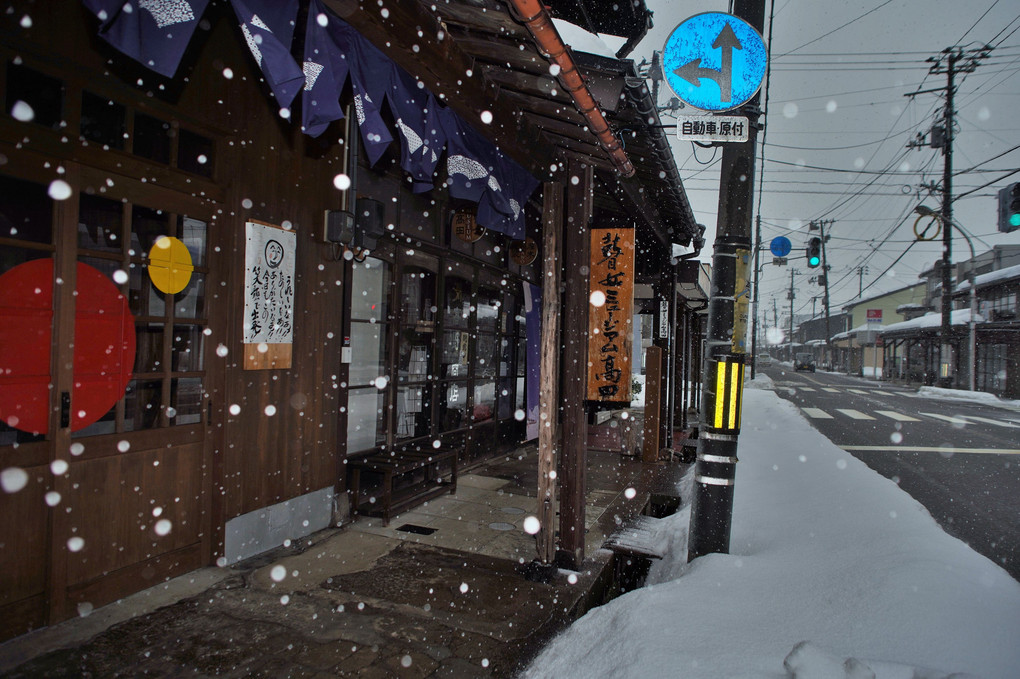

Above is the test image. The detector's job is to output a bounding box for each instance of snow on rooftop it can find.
[956,262,1020,293]
[879,308,983,334]
[551,19,618,59]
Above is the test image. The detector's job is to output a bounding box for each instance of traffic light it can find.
[806,237,821,268]
[998,182,1020,233]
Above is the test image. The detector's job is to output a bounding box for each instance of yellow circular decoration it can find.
[148,236,194,294]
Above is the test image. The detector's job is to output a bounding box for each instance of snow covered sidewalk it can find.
[525,385,1020,679]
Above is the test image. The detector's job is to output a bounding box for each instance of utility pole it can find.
[688,0,767,561]
[788,268,795,354]
[906,46,987,386]
[750,215,762,378]
[772,297,778,330]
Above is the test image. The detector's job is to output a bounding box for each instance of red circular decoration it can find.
[0,259,136,434]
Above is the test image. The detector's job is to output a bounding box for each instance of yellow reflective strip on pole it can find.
[728,361,741,429]
[735,363,744,429]
[714,361,726,429]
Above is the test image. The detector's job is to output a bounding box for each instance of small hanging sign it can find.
[451,210,485,243]
[510,237,538,265]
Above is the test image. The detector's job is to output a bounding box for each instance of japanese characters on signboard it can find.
[587,227,635,402]
[677,115,749,143]
[243,220,296,369]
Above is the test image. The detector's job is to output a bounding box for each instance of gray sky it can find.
[630,0,1020,326]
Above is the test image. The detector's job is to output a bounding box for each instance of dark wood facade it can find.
[0,0,700,639]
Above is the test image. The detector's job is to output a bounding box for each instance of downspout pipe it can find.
[508,0,635,178]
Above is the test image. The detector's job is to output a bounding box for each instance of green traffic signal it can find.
[999,182,1020,233]
[806,237,821,268]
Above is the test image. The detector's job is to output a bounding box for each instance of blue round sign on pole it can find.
[662,13,767,112]
[770,236,792,258]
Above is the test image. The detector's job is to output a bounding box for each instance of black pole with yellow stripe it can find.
[687,0,765,563]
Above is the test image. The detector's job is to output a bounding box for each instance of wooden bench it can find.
[347,450,458,525]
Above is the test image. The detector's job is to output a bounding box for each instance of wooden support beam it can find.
[642,346,663,463]
[537,182,563,565]
[557,157,593,568]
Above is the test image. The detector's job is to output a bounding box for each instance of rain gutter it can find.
[507,0,635,178]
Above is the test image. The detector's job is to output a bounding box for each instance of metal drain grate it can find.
[396,524,437,535]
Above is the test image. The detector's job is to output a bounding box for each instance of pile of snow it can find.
[525,387,1020,679]
[916,386,1020,409]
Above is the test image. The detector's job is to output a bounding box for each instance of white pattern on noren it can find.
[138,0,195,28]
[396,120,424,154]
[354,95,365,125]
[487,175,502,193]
[303,61,323,91]
[240,24,263,66]
[448,155,488,180]
[250,14,271,32]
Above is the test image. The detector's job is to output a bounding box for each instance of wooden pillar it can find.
[642,346,663,463]
[557,158,593,568]
[537,182,562,565]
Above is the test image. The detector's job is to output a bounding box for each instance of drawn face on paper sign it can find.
[264,239,285,269]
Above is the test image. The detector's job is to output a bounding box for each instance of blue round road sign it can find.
[770,236,792,258]
[662,13,767,112]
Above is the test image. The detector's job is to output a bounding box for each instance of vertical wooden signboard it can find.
[586,227,635,401]
[243,220,296,370]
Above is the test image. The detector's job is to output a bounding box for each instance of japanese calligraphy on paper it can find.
[587,227,635,402]
[243,220,296,369]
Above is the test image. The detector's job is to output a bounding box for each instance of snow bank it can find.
[915,386,1020,409]
[524,387,1020,679]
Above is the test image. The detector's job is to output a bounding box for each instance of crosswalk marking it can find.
[872,390,896,396]
[835,409,875,420]
[958,415,1019,428]
[847,389,870,395]
[798,387,817,392]
[918,412,969,425]
[822,388,840,393]
[802,407,833,419]
[875,410,921,422]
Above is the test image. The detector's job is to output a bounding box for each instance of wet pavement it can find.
[0,441,687,678]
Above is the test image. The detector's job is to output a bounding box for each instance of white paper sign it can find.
[243,221,296,344]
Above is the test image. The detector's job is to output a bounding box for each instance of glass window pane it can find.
[78,193,123,252]
[135,323,164,373]
[441,329,470,379]
[351,258,389,321]
[396,384,432,440]
[401,267,436,326]
[71,403,116,438]
[347,387,385,452]
[80,91,126,150]
[476,286,499,332]
[177,128,213,178]
[133,112,171,164]
[0,174,53,244]
[174,272,205,319]
[0,248,50,278]
[180,217,207,267]
[438,380,469,432]
[124,379,162,431]
[6,62,63,130]
[497,378,514,420]
[349,321,387,386]
[473,379,495,423]
[133,205,170,253]
[171,324,203,372]
[499,336,513,378]
[475,333,496,377]
[398,332,432,384]
[443,275,471,329]
[170,377,203,425]
[129,260,164,317]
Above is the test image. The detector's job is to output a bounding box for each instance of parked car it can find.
[757,353,772,367]
[794,353,816,372]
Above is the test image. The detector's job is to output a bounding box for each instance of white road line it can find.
[872,390,896,396]
[798,387,817,392]
[958,415,1019,428]
[835,409,875,420]
[802,407,833,419]
[875,410,922,422]
[847,389,870,395]
[919,412,969,425]
[842,445,1020,455]
[822,388,840,393]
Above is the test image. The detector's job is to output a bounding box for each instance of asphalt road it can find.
[758,363,1020,581]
